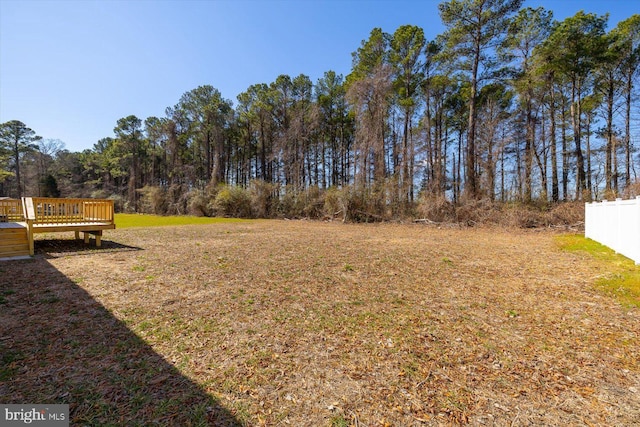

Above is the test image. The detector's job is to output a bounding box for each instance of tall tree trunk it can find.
[402,109,410,205]
[466,52,479,199]
[205,131,212,181]
[534,112,548,201]
[549,88,559,202]
[586,112,592,200]
[515,137,522,201]
[442,124,448,197]
[425,84,434,194]
[487,140,495,201]
[561,94,569,201]
[624,72,633,187]
[456,129,463,204]
[570,79,587,199]
[452,154,457,204]
[605,74,615,194]
[12,137,22,197]
[259,118,267,182]
[374,102,386,185]
[524,93,534,203]
[500,145,505,202]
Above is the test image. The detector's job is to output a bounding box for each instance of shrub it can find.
[211,185,252,218]
[447,199,585,229]
[277,186,325,219]
[453,198,497,226]
[90,189,109,200]
[187,189,210,217]
[622,181,640,199]
[249,180,278,218]
[323,187,342,220]
[279,186,305,218]
[501,203,548,228]
[548,201,584,226]
[301,186,325,218]
[138,185,167,215]
[164,184,189,215]
[416,194,456,222]
[340,186,387,222]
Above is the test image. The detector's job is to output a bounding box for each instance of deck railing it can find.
[23,197,114,225]
[0,198,24,222]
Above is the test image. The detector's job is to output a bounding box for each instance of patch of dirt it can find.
[1,221,638,425]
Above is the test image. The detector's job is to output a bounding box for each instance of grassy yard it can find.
[557,234,640,309]
[1,221,639,425]
[114,213,251,228]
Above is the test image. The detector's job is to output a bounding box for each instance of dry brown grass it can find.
[1,220,639,425]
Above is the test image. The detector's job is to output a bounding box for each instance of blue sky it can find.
[1,0,638,153]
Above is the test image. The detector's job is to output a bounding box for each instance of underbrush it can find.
[132,183,586,228]
[622,180,640,198]
[418,198,584,228]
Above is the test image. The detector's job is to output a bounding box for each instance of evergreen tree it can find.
[439,0,524,199]
[0,120,41,197]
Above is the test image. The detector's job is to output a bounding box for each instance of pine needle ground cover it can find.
[1,221,639,425]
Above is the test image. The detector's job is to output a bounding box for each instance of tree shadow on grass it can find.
[0,257,241,426]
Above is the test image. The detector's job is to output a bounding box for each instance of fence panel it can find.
[585,196,640,265]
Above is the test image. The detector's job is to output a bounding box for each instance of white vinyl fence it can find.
[585,196,640,264]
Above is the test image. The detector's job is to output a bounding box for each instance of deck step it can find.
[0,233,28,243]
[0,251,30,259]
[0,243,29,253]
[0,226,30,258]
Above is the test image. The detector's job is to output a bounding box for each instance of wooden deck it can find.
[0,197,116,257]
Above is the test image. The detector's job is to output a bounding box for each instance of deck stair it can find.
[0,223,30,258]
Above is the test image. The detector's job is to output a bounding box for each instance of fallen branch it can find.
[414,218,441,225]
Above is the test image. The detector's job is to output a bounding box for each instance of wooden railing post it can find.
[22,198,35,256]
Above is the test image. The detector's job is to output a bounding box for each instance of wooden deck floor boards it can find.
[32,222,115,232]
[0,222,27,229]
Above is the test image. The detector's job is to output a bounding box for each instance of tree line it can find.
[1,0,639,220]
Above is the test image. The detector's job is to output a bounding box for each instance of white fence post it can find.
[616,198,622,256]
[636,196,640,264]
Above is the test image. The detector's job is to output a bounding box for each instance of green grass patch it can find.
[0,346,24,381]
[0,290,15,305]
[557,234,640,308]
[114,213,251,228]
[330,415,349,427]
